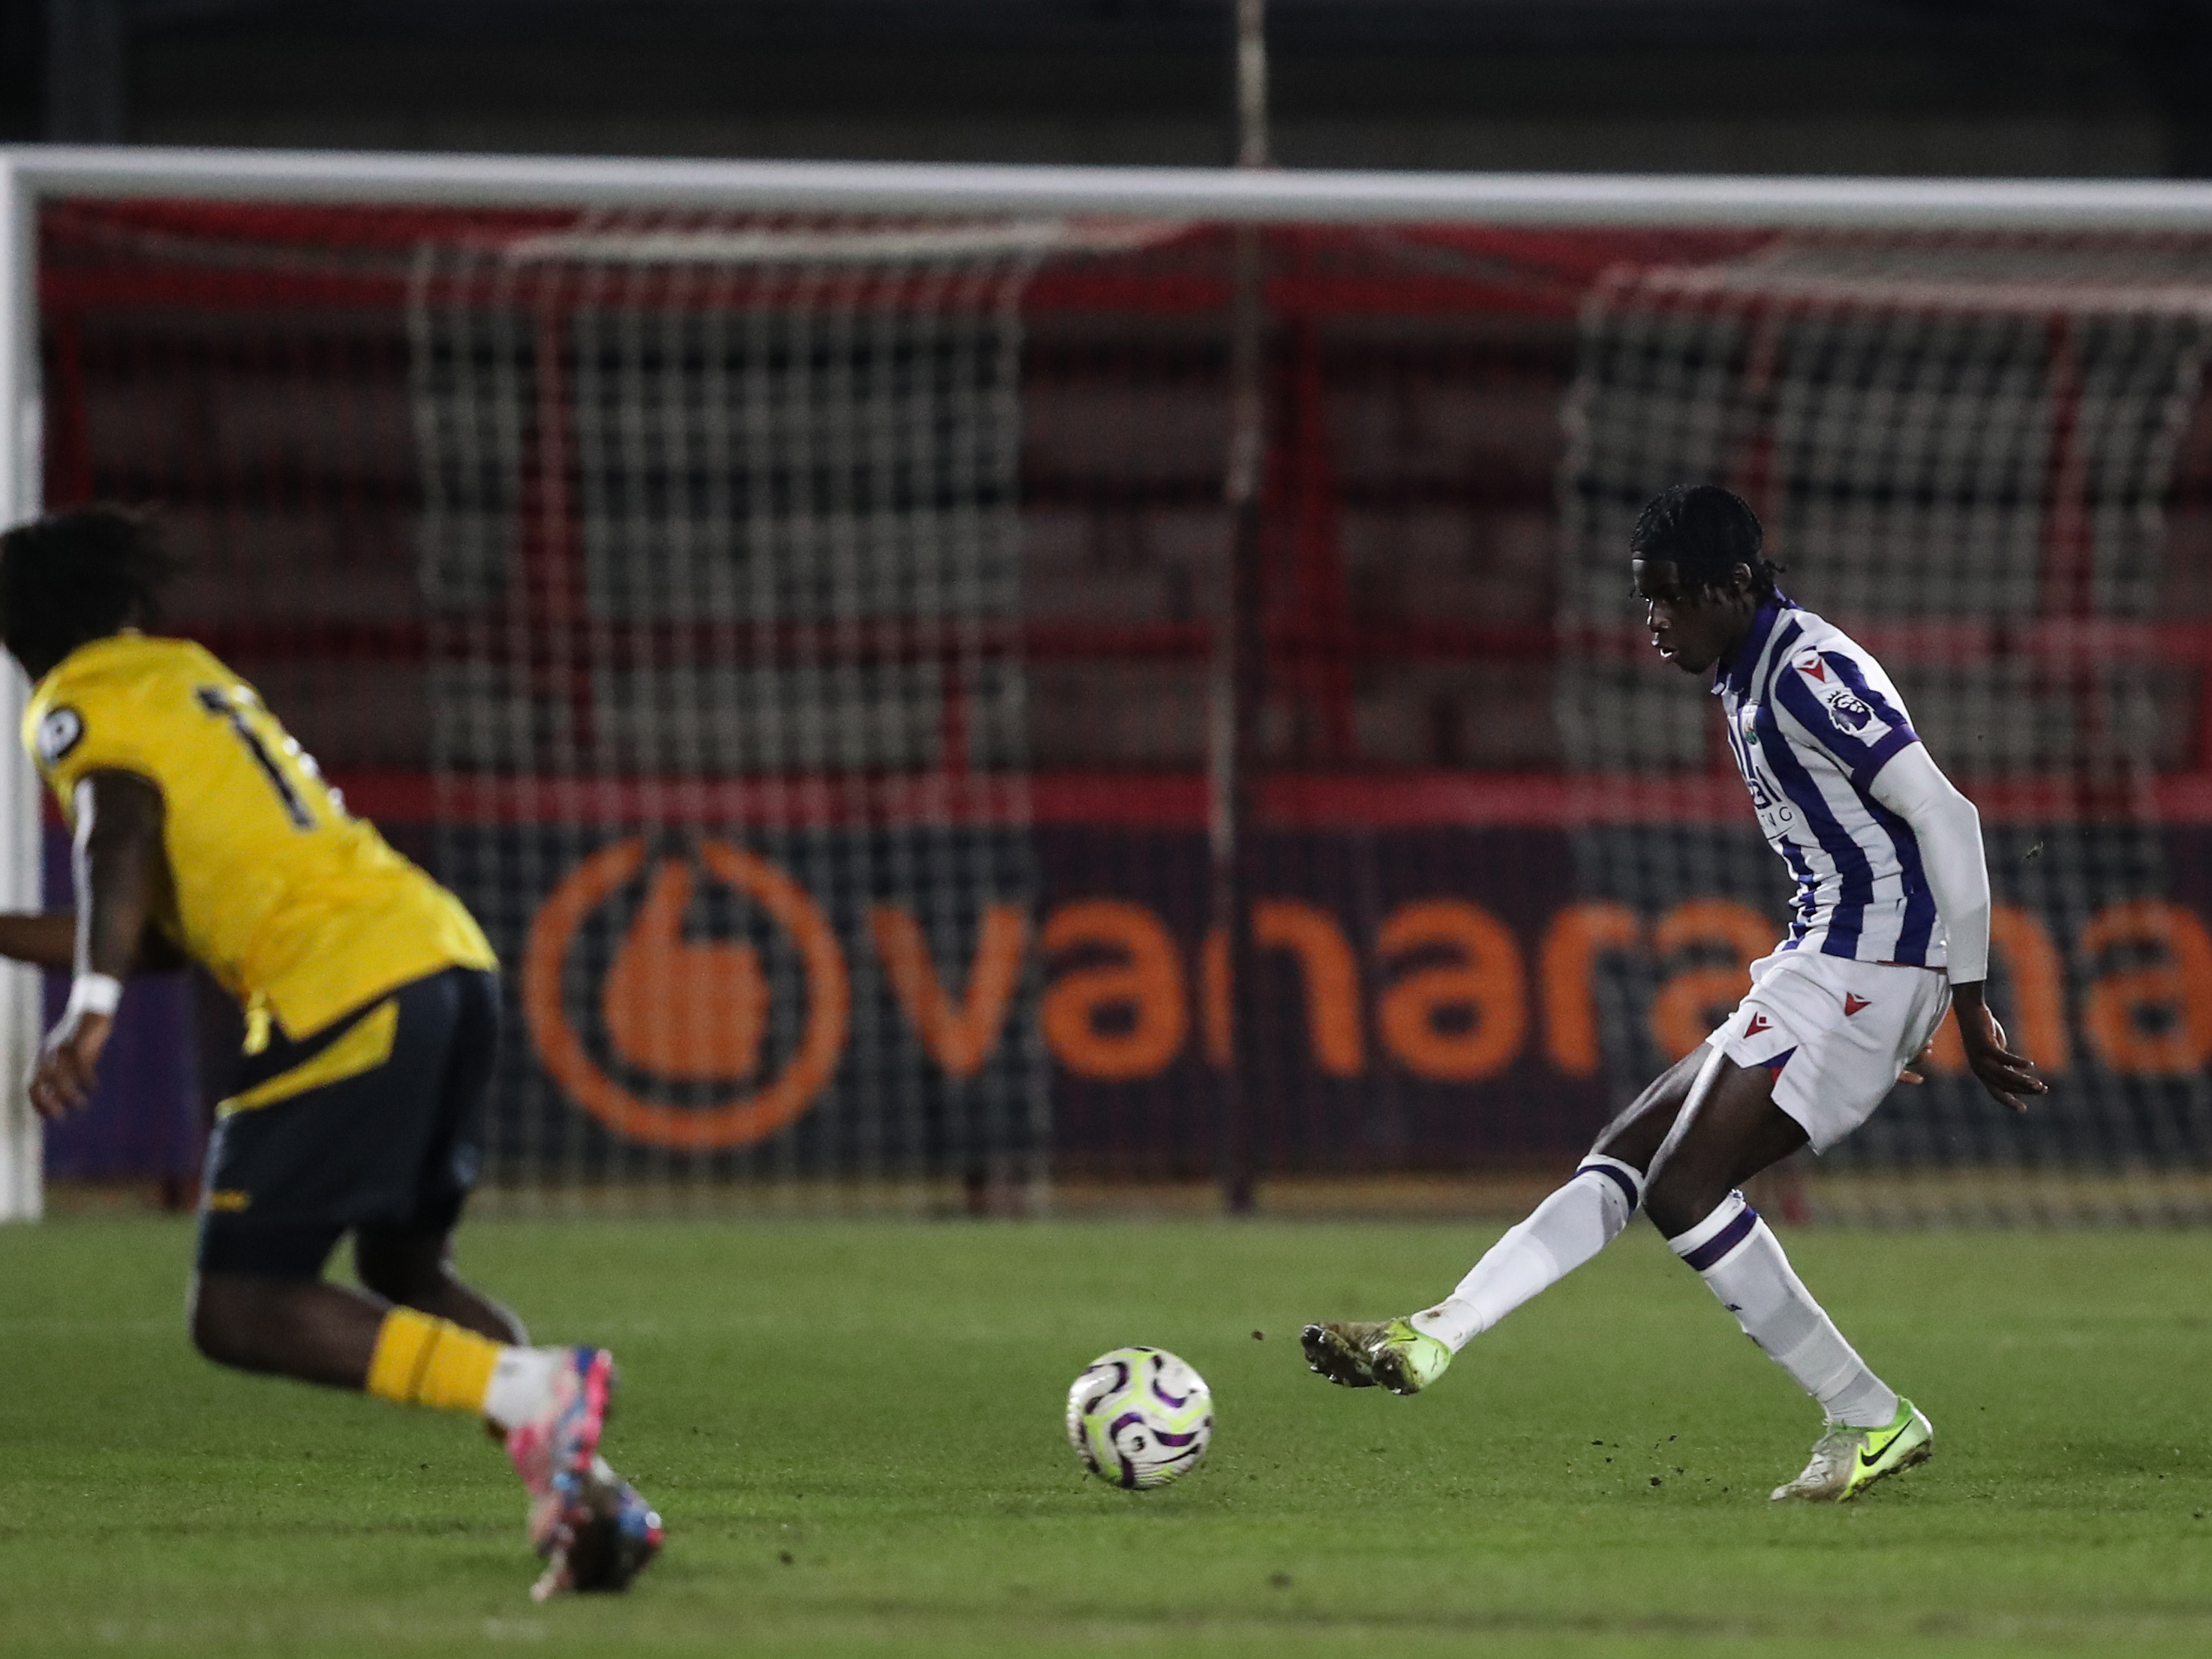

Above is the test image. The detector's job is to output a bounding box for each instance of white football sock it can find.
[1410,1156,1643,1351]
[482,1346,564,1430]
[1669,1192,1898,1429]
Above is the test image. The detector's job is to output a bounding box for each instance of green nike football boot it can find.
[1299,1318,1453,1396]
[1769,1397,1933,1501]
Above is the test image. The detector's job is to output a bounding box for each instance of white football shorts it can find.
[1709,948,1952,1153]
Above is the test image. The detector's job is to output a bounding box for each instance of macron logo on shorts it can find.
[1843,993,1871,1016]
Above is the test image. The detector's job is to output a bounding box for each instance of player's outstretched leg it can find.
[1300,1153,1643,1395]
[1300,1318,1451,1395]
[1299,1050,1712,1396]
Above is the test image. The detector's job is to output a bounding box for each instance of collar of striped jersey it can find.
[1711,592,1793,701]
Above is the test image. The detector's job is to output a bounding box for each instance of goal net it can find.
[14,161,2212,1222]
[1564,236,2212,1222]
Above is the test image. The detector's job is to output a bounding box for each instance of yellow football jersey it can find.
[23,632,496,1042]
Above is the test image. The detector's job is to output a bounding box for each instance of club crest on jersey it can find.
[35,706,84,766]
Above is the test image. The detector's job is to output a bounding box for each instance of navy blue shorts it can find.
[194,967,498,1279]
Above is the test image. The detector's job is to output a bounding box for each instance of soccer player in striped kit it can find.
[1304,483,2045,1501]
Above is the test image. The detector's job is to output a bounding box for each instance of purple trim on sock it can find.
[1761,1047,1797,1074]
[1680,1206,1760,1273]
[1576,1161,1641,1212]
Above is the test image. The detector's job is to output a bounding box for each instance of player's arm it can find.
[1868,744,2047,1112]
[0,910,185,971]
[28,771,169,1120]
[0,912,75,969]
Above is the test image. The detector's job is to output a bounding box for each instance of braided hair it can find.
[1629,483,1784,601]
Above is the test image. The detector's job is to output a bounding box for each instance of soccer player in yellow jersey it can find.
[0,507,661,1598]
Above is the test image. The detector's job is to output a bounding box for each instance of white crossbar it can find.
[13,146,2212,231]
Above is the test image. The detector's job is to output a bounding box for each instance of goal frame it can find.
[9,144,2212,1221]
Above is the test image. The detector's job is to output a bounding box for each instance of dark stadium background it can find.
[13,0,2212,1205]
[10,2,2212,176]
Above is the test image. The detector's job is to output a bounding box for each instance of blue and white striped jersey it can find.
[1713,594,1944,968]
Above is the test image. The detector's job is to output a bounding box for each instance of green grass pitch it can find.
[6,1216,2212,1657]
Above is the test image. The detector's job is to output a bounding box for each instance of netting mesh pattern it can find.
[408,219,1050,1201]
[1562,236,2212,1220]
[31,199,2212,1218]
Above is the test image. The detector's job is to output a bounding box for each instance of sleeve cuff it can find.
[1850,727,1921,793]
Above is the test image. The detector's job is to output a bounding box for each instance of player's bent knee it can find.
[188,1275,265,1370]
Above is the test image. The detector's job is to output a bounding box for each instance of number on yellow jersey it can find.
[194,684,319,830]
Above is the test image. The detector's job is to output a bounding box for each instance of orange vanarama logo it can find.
[523,840,850,1152]
[1844,993,1872,1016]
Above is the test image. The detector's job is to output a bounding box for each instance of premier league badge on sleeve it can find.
[1793,648,1887,738]
[35,706,84,766]
[1824,687,1877,732]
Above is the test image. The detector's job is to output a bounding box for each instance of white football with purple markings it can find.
[1065,1346,1213,1489]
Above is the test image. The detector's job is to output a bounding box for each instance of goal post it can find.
[0,155,42,1220]
[9,146,2212,1224]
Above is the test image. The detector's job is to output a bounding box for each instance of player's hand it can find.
[1954,987,2045,1113]
[29,1009,113,1120]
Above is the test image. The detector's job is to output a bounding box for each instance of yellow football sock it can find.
[365,1306,504,1414]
